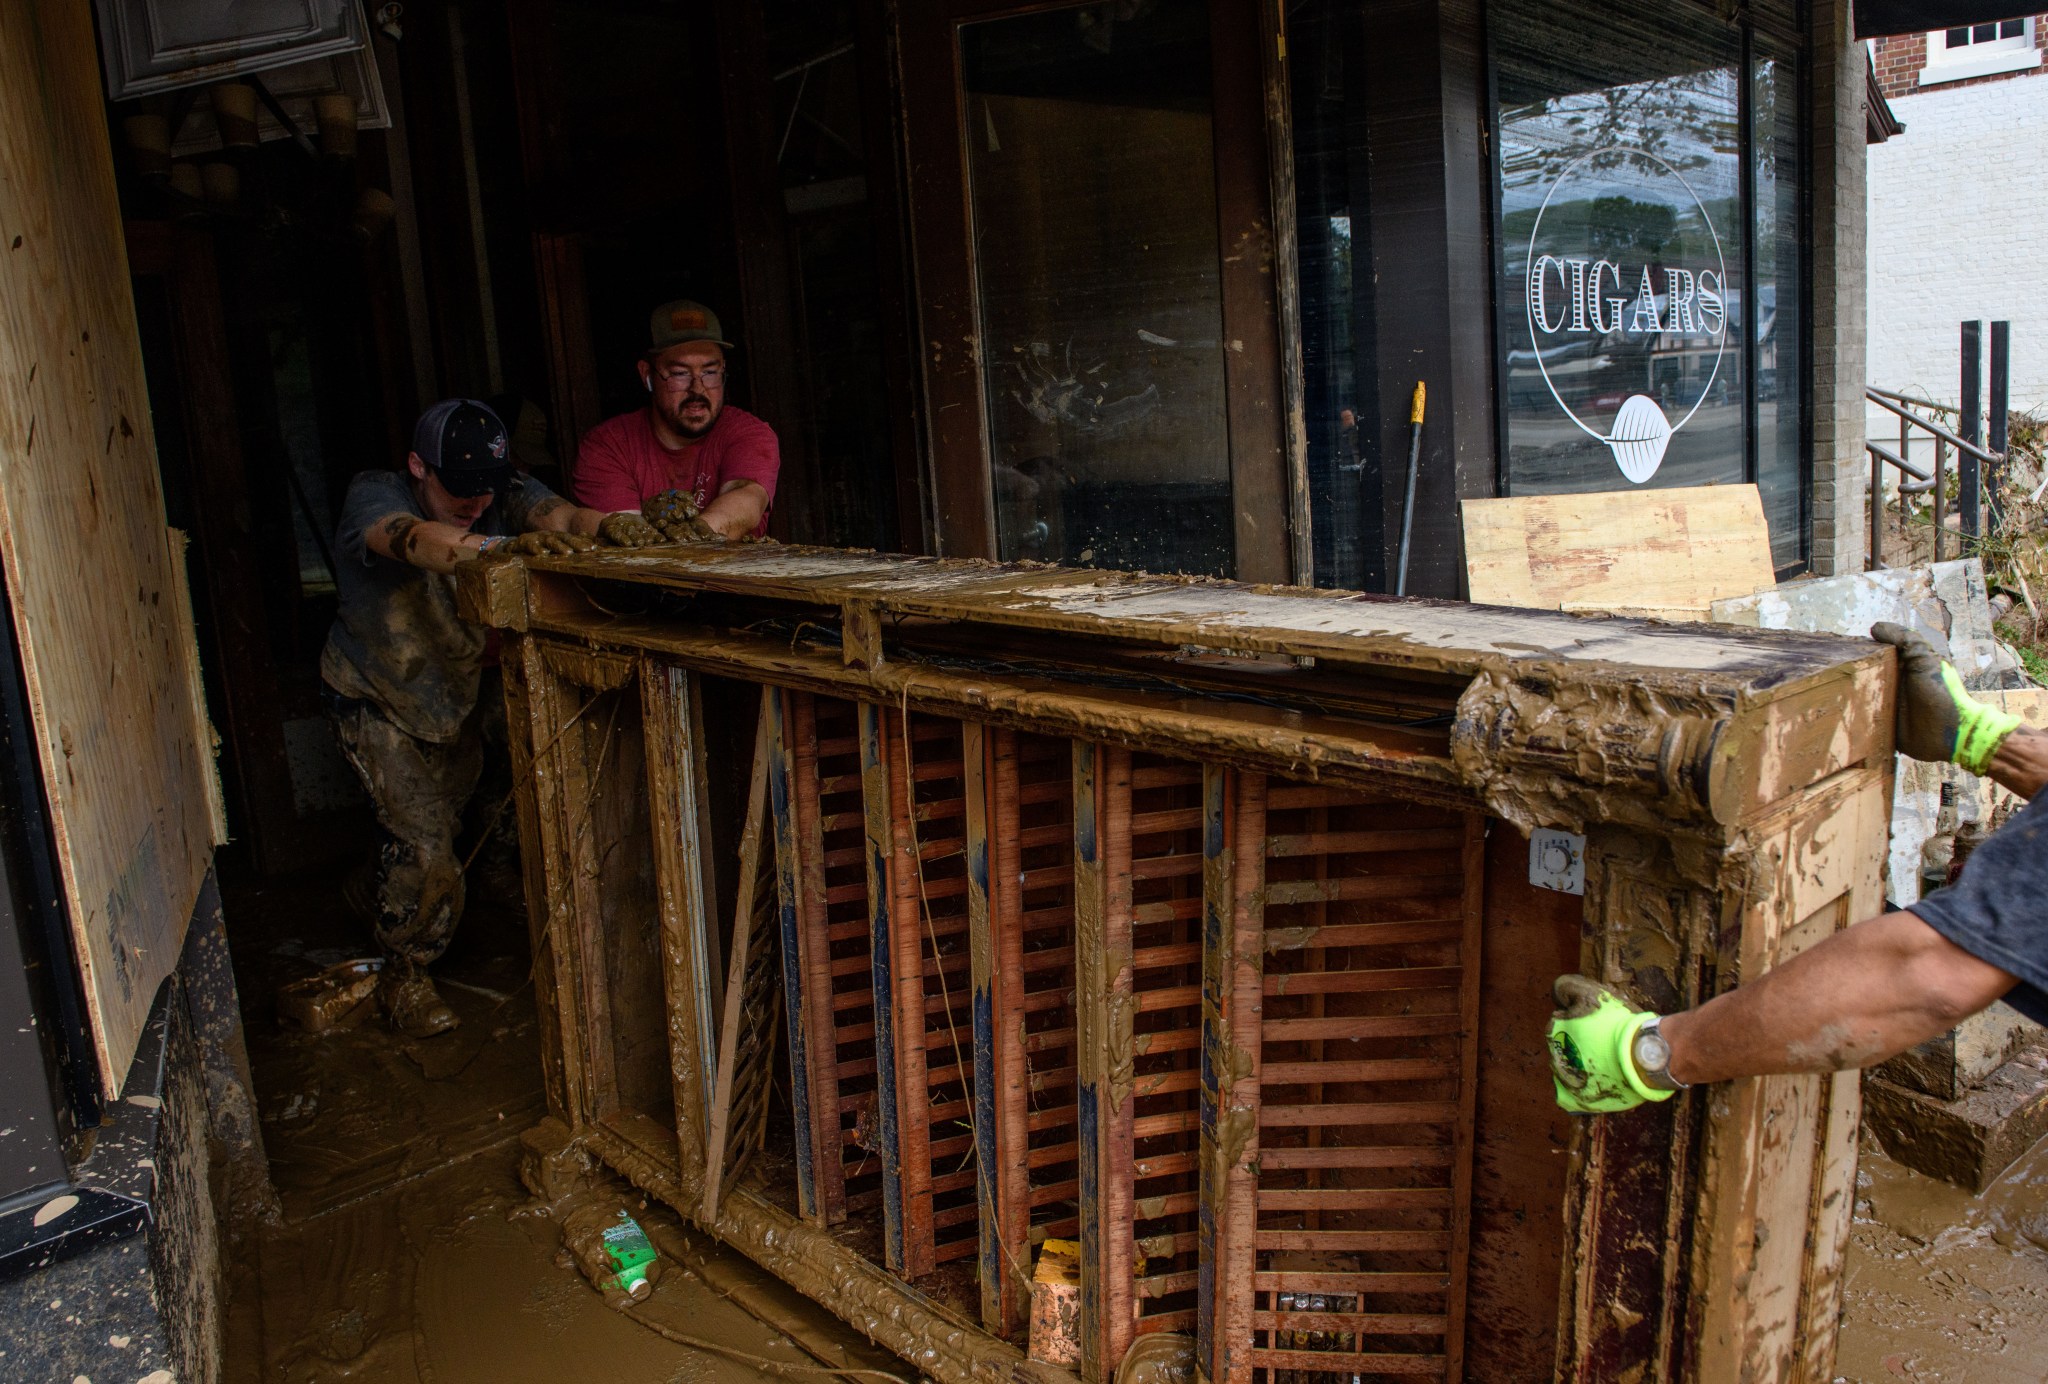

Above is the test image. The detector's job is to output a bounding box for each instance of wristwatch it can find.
[1630,1016,1688,1092]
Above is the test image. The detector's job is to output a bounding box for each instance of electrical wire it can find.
[621,1307,913,1384]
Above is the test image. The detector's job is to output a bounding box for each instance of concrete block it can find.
[1876,1000,2040,1099]
[1709,558,2017,688]
[1863,1045,2048,1194]
[1710,557,2032,902]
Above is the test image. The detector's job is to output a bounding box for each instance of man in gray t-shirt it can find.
[323,399,661,1036]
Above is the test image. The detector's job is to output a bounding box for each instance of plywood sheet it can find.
[0,0,220,1090]
[1462,484,1775,620]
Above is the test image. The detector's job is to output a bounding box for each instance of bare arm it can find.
[1986,725,2048,801]
[524,493,610,539]
[363,512,493,574]
[698,479,768,539]
[1659,911,2016,1085]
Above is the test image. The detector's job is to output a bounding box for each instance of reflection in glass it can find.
[1755,43,1804,568]
[764,0,902,551]
[962,0,1233,576]
[1290,0,1375,590]
[1495,0,1745,500]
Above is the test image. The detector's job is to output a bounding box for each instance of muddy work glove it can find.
[485,530,597,559]
[641,488,724,543]
[1547,975,1673,1115]
[596,512,665,548]
[1871,622,2020,775]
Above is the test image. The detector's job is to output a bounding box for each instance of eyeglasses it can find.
[651,365,726,389]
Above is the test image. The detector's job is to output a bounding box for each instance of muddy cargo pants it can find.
[327,691,484,973]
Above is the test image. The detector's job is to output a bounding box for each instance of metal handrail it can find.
[1864,382,2011,570]
[1866,438,1932,487]
[1868,384,1948,415]
[1866,387,2004,466]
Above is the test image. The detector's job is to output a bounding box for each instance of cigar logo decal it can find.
[1522,147,1728,484]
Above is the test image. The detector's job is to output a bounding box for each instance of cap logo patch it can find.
[489,434,508,459]
[669,309,707,331]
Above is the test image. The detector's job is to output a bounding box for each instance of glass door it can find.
[902,0,1291,580]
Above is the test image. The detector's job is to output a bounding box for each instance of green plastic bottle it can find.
[602,1211,659,1299]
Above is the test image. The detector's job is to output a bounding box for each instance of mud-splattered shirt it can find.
[1910,788,2048,1025]
[320,469,556,743]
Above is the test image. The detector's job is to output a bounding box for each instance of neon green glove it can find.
[1547,975,1672,1115]
[1871,622,2021,776]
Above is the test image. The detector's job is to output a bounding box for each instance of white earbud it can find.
[645,377,653,393]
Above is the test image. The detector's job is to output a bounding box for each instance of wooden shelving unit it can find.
[462,544,1892,1384]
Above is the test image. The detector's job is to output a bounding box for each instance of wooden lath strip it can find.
[1256,1188,1454,1211]
[1443,814,1487,1384]
[1263,874,1463,905]
[1254,1230,1452,1253]
[1260,1059,1455,1085]
[1259,1101,1459,1127]
[1264,827,1465,856]
[768,688,823,1221]
[1245,1146,1458,1171]
[1252,1311,1447,1334]
[1260,966,1463,997]
[1253,1272,1452,1294]
[875,707,984,1285]
[1249,1349,1446,1375]
[1261,1014,1460,1041]
[1074,740,1135,1384]
[703,690,781,1220]
[1198,765,1266,1384]
[1261,919,1461,951]
[967,721,1028,1338]
[862,702,919,1275]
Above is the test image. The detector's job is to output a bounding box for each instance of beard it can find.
[656,392,720,439]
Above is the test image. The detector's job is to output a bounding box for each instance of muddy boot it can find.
[379,964,459,1039]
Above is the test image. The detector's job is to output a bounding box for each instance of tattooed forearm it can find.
[394,517,425,562]
[377,513,423,562]
[528,496,570,528]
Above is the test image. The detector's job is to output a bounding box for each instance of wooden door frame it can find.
[898,0,1297,580]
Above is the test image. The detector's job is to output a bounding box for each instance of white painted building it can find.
[1867,19,2048,416]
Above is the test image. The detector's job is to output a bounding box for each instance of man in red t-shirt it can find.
[571,299,780,538]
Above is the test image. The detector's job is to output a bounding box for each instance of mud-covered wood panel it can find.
[1463,821,1581,1380]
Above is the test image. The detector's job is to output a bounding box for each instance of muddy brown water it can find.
[1836,1133,2048,1382]
[221,867,884,1384]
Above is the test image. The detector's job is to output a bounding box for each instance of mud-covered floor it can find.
[214,859,2048,1382]
[217,863,888,1383]
[1837,1133,2048,1382]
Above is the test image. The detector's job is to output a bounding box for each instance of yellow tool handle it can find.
[1409,381,1427,427]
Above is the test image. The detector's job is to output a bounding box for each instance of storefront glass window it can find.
[1287,0,1374,590]
[1754,37,1805,569]
[1495,0,1748,504]
[961,0,1234,576]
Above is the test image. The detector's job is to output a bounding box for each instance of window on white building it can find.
[1921,17,2039,84]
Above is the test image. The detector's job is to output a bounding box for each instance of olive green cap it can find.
[648,298,734,352]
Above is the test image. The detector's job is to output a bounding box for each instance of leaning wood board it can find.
[0,0,221,1090]
[460,545,1895,1384]
[1462,483,1777,620]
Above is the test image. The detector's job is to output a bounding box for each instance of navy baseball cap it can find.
[412,399,511,498]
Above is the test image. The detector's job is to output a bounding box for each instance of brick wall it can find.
[1866,71,2048,413]
[1872,30,1928,96]
[1871,17,2047,98]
